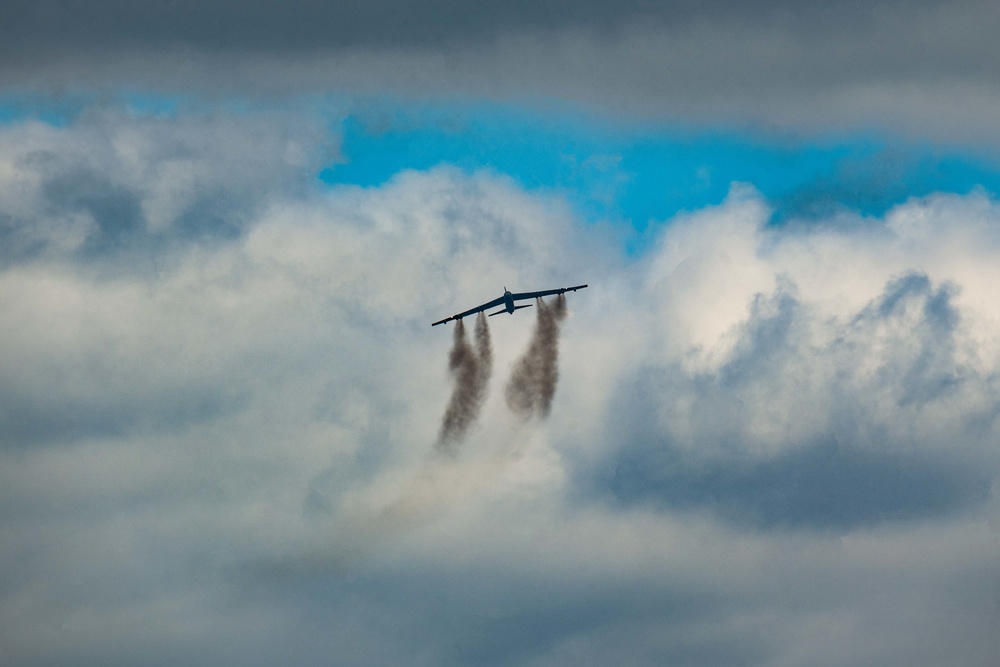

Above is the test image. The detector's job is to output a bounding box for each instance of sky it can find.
[1,2,999,666]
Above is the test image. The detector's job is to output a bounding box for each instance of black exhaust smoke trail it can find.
[505,294,567,419]
[437,312,492,451]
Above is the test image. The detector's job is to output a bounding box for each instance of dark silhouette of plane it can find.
[432,285,588,326]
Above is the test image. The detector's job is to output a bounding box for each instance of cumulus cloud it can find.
[1,108,998,666]
[0,107,333,266]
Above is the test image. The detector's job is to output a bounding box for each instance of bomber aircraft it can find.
[432,284,588,326]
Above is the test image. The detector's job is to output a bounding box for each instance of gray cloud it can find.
[42,164,144,241]
[6,2,1000,146]
[0,1,835,55]
[603,408,991,531]
[0,1,965,56]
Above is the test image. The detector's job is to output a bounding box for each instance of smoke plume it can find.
[505,294,567,419]
[437,312,493,451]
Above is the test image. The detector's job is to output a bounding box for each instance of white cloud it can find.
[0,107,334,263]
[0,108,998,666]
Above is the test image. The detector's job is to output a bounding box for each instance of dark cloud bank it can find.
[6,1,1000,144]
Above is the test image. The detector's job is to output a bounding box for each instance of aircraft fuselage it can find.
[502,290,515,314]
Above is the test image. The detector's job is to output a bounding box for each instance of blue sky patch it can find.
[0,91,89,127]
[321,103,1000,244]
[5,91,1000,250]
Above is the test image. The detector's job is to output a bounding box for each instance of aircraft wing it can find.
[510,284,588,301]
[431,295,505,326]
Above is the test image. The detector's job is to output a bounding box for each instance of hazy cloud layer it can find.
[6,1,1000,145]
[1,108,998,666]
